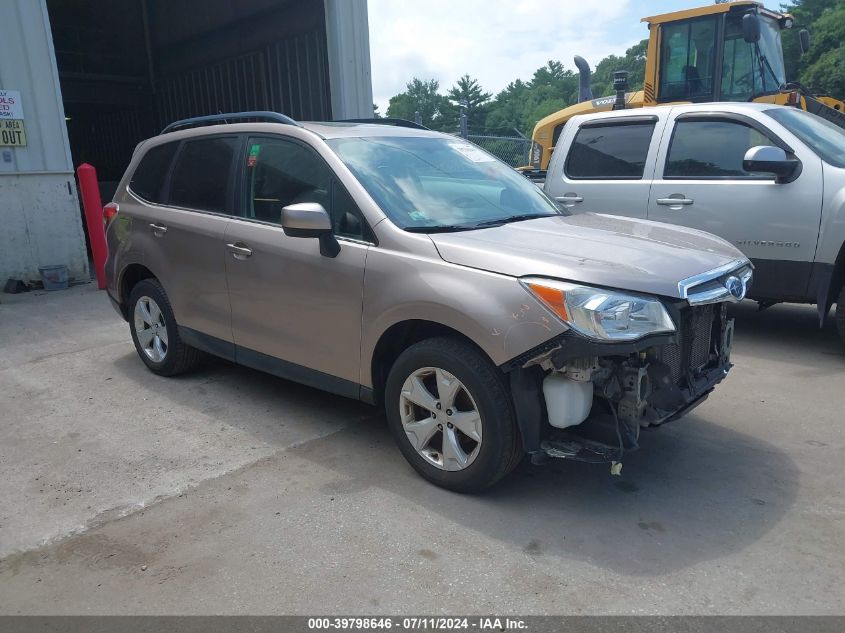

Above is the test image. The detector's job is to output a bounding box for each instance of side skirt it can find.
[178,326,365,402]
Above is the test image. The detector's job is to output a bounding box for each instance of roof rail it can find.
[160,111,300,135]
[334,118,430,130]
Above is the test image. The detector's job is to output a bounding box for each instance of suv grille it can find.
[658,305,715,384]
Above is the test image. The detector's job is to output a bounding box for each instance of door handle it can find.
[226,242,253,260]
[656,197,694,207]
[554,194,584,204]
[149,223,168,236]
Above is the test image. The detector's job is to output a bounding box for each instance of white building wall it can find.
[0,0,89,283]
[325,0,374,119]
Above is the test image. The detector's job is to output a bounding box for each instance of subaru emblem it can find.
[725,275,745,300]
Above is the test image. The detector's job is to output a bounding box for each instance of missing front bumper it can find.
[508,304,735,466]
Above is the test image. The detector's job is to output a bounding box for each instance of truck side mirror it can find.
[742,13,761,43]
[743,146,800,183]
[799,29,811,55]
[281,202,340,257]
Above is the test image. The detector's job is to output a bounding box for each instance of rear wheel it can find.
[384,337,522,493]
[836,284,845,345]
[128,279,201,376]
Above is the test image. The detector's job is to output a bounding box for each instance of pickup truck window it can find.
[765,107,845,169]
[665,120,775,179]
[564,122,655,180]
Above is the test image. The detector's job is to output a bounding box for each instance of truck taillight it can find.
[103,202,119,227]
[787,91,800,106]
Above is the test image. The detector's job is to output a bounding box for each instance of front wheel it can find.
[836,284,845,345]
[384,337,522,493]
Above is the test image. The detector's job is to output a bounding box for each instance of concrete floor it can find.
[0,282,843,615]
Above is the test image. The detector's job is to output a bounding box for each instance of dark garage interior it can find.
[48,0,335,191]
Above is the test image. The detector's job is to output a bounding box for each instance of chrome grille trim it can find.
[678,259,753,306]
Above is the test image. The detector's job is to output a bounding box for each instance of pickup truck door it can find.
[647,111,824,300]
[544,114,666,218]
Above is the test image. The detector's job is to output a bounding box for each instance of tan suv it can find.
[105,111,752,492]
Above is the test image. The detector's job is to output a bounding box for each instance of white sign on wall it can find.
[0,90,24,120]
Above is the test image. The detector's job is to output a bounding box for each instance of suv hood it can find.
[429,213,745,298]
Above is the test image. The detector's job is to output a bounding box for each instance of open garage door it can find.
[48,0,338,195]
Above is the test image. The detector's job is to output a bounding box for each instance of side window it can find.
[565,123,655,179]
[659,18,717,101]
[245,137,370,241]
[129,141,178,204]
[169,136,239,213]
[665,119,777,178]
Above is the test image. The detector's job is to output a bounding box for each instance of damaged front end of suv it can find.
[504,261,753,469]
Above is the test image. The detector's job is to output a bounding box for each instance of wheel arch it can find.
[828,241,845,309]
[117,263,158,320]
[369,320,494,407]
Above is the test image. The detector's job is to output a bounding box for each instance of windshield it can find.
[721,15,786,101]
[766,107,845,168]
[326,136,561,231]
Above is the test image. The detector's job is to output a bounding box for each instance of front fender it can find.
[360,246,568,388]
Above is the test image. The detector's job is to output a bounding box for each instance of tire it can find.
[128,279,201,376]
[384,337,523,493]
[837,284,845,346]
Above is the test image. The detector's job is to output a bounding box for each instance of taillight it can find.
[103,202,119,227]
[787,91,800,106]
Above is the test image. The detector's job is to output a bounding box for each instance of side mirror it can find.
[280,202,340,257]
[742,13,761,43]
[799,29,811,55]
[743,145,801,183]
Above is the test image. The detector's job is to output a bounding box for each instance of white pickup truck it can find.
[543,102,845,343]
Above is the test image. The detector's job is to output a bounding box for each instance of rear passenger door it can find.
[223,135,371,394]
[545,115,664,218]
[127,135,239,348]
[647,112,824,299]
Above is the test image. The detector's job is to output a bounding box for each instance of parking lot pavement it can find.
[0,283,843,614]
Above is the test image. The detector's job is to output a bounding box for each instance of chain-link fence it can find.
[466,134,531,167]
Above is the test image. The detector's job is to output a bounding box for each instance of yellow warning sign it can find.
[0,119,26,147]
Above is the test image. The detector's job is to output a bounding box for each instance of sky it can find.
[368,0,704,112]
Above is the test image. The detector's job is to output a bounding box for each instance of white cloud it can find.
[367,0,647,112]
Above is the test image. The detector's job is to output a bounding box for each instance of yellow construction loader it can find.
[525,0,845,172]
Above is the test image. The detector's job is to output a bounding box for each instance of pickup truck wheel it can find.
[384,337,522,493]
[128,279,201,376]
[836,284,845,345]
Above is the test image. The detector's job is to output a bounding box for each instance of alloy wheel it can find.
[134,296,168,363]
[399,367,482,471]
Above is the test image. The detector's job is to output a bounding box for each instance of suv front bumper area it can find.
[506,302,735,466]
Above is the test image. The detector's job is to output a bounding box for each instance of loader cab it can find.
[651,3,789,105]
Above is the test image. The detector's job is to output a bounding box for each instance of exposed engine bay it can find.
[506,301,735,469]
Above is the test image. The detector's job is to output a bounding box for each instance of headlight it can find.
[522,277,676,341]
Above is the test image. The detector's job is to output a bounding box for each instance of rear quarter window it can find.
[129,141,179,204]
[565,122,655,179]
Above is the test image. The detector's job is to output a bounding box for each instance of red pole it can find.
[76,163,107,289]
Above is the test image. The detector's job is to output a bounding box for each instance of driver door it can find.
[647,112,823,299]
[224,135,372,394]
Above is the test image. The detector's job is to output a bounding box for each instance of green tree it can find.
[781,0,845,97]
[386,78,450,129]
[445,74,492,132]
[590,39,648,98]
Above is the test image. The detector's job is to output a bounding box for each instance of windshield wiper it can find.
[404,224,480,233]
[471,213,557,228]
